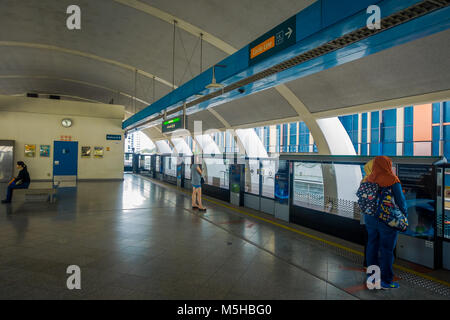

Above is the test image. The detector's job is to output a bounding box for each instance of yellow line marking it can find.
[149,177,450,288]
[393,264,450,288]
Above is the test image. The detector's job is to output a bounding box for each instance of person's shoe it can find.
[381,281,399,289]
[192,206,198,210]
[198,207,207,212]
[1,200,11,204]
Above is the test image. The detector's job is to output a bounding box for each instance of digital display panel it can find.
[162,117,185,133]
[397,164,435,240]
[275,160,289,204]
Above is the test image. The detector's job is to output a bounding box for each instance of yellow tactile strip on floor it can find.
[140,175,450,297]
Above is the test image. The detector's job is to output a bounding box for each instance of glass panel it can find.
[397,165,435,240]
[124,153,132,168]
[155,156,161,173]
[139,156,146,170]
[204,158,229,189]
[184,157,192,180]
[245,159,260,195]
[164,156,177,177]
[293,162,324,210]
[261,159,276,198]
[145,156,151,170]
[293,162,363,220]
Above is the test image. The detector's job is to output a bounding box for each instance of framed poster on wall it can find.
[24,144,36,157]
[93,146,104,158]
[81,146,91,158]
[40,145,50,157]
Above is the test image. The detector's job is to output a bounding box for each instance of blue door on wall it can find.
[53,141,78,176]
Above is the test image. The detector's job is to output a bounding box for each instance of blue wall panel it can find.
[361,113,368,156]
[321,0,383,29]
[432,125,440,156]
[382,109,396,156]
[444,102,450,123]
[298,122,310,153]
[444,125,450,160]
[289,123,298,152]
[370,111,380,156]
[296,1,322,42]
[404,106,414,156]
[432,102,441,124]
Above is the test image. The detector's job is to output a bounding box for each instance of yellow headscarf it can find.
[362,159,374,182]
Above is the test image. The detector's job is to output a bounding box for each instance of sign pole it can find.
[183,102,186,130]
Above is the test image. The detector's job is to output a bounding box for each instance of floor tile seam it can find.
[140,176,450,295]
[181,206,361,300]
[131,176,363,299]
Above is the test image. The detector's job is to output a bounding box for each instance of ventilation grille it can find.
[133,0,450,130]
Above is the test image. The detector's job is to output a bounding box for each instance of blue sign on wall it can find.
[106,134,122,141]
[249,15,296,66]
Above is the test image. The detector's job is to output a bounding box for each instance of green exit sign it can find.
[162,116,185,133]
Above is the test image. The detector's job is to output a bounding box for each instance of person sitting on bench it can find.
[2,161,31,204]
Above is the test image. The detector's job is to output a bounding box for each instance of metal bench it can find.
[13,182,59,203]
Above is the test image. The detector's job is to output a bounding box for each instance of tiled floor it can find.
[0,174,448,300]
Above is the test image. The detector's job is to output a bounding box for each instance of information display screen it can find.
[397,164,435,240]
[230,164,242,194]
[161,117,185,133]
[274,160,289,204]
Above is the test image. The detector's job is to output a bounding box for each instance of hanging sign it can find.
[249,16,296,65]
[162,116,185,133]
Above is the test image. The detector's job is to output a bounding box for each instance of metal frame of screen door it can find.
[243,157,276,216]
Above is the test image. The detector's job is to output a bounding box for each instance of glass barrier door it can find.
[183,156,192,190]
[244,158,276,215]
[124,153,133,172]
[200,156,230,202]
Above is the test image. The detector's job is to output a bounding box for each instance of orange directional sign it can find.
[250,36,275,59]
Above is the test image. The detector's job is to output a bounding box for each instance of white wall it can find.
[0,95,125,180]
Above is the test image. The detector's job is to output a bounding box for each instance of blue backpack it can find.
[377,187,408,232]
[356,182,379,216]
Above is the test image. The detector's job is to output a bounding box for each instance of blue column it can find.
[361,113,368,156]
[444,101,450,160]
[370,111,381,156]
[432,102,441,156]
[381,109,397,156]
[404,106,414,156]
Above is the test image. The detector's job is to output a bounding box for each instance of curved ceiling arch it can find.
[2,1,332,154]
[112,0,236,55]
[0,41,175,90]
[0,75,151,106]
[10,93,103,104]
[114,0,331,152]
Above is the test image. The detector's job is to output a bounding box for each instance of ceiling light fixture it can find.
[206,64,226,89]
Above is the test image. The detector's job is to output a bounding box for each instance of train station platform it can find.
[0,174,448,300]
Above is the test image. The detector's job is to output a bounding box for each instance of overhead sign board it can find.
[106,134,122,141]
[162,116,185,133]
[249,15,296,65]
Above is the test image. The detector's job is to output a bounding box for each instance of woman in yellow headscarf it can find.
[360,159,374,269]
[362,159,374,183]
